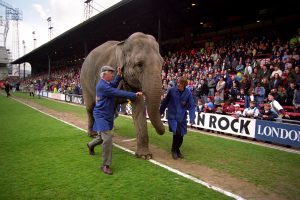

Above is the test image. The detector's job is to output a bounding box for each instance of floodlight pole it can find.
[22,40,26,79]
[47,17,53,40]
[157,10,161,51]
[32,31,36,49]
[47,54,51,79]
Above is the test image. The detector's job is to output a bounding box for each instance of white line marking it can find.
[114,143,245,200]
[10,96,245,200]
[122,138,136,142]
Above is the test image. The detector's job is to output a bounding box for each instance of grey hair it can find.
[100,71,106,79]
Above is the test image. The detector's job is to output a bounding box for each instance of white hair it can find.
[100,71,106,79]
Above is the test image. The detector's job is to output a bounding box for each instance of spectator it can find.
[270,88,280,102]
[269,73,283,90]
[261,77,270,95]
[213,91,224,107]
[29,82,35,97]
[257,64,271,81]
[270,64,283,79]
[4,81,10,97]
[257,103,278,121]
[286,64,297,85]
[37,81,43,98]
[207,73,216,96]
[229,81,240,101]
[277,86,287,105]
[206,97,215,111]
[216,76,226,99]
[240,76,251,108]
[250,73,259,89]
[196,79,209,103]
[254,82,265,108]
[231,104,242,118]
[293,85,300,112]
[236,60,244,73]
[295,66,300,87]
[244,62,253,77]
[196,99,204,113]
[242,101,260,118]
[268,93,289,119]
[286,82,296,105]
[221,101,235,114]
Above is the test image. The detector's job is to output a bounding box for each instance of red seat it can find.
[234,102,244,107]
[285,112,300,117]
[283,106,295,111]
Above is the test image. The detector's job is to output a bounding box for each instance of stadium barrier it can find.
[65,94,84,105]
[38,90,84,105]
[162,111,300,148]
[38,90,300,148]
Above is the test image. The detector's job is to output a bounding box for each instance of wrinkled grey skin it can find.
[80,32,165,158]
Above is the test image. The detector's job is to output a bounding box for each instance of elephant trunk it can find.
[143,77,165,135]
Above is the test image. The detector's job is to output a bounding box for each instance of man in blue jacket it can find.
[87,65,143,175]
[160,77,196,160]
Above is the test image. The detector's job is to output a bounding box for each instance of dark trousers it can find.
[5,90,10,97]
[172,127,183,153]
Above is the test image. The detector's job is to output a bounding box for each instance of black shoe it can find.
[177,152,184,159]
[101,165,113,175]
[87,143,95,155]
[172,151,178,160]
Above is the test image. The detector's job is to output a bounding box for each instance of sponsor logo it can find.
[257,125,300,142]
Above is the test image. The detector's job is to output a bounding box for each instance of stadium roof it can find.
[11,0,299,73]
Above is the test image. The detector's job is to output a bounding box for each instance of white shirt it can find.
[270,100,283,116]
[270,69,283,78]
[242,107,260,117]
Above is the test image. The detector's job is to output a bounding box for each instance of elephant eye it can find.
[135,61,143,68]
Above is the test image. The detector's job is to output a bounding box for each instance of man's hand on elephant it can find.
[136,92,143,97]
[117,67,122,76]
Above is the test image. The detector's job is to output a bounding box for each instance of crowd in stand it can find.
[6,66,83,95]
[3,33,300,120]
[161,34,300,120]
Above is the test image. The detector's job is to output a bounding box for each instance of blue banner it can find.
[255,119,300,148]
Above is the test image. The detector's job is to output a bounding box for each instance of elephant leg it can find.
[86,102,97,138]
[132,97,152,159]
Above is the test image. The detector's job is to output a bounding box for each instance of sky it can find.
[1,0,121,60]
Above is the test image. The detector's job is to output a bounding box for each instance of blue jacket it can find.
[93,75,136,132]
[160,86,196,136]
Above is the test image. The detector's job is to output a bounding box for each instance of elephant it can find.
[80,32,165,158]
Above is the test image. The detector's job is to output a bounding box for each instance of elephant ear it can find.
[115,41,125,71]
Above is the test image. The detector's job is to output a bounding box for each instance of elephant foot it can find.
[157,131,165,135]
[87,130,98,138]
[135,151,152,160]
[156,128,165,135]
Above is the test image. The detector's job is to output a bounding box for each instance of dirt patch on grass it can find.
[14,95,286,200]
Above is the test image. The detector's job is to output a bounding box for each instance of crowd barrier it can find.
[37,90,84,105]
[38,90,300,148]
[161,111,300,148]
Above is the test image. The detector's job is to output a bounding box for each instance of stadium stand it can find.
[5,0,300,122]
